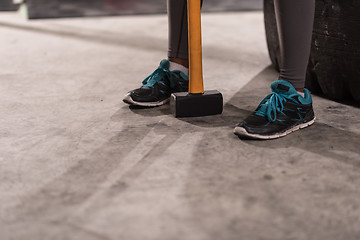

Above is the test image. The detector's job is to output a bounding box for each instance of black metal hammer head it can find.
[170,90,223,117]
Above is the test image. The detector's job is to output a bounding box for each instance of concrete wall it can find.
[0,0,19,11]
[19,0,262,19]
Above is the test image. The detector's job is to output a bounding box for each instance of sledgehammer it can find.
[170,0,223,117]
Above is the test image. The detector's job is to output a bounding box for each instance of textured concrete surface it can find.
[1,11,360,240]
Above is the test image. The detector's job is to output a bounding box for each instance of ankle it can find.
[295,88,305,97]
[168,57,189,68]
[169,61,189,75]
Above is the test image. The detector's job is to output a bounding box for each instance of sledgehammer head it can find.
[170,90,223,117]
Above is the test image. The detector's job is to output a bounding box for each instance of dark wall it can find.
[0,0,19,11]
[21,0,262,19]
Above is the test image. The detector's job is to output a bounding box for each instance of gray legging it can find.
[167,0,315,89]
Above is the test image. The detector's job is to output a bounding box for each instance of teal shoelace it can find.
[255,92,290,122]
[142,66,188,89]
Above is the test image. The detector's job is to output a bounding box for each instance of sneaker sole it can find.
[233,117,316,140]
[123,93,170,107]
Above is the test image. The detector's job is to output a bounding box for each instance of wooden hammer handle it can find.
[187,0,204,94]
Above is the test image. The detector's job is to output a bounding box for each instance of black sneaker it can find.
[234,80,315,140]
[123,59,189,107]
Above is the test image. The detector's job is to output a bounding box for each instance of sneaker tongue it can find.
[271,80,297,95]
[159,59,170,70]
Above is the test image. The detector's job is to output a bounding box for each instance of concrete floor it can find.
[1,11,360,240]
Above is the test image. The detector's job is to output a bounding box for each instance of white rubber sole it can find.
[234,117,316,140]
[123,93,170,107]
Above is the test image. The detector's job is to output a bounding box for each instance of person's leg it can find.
[167,0,203,69]
[123,0,199,107]
[168,0,189,68]
[234,0,316,139]
[274,0,315,91]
